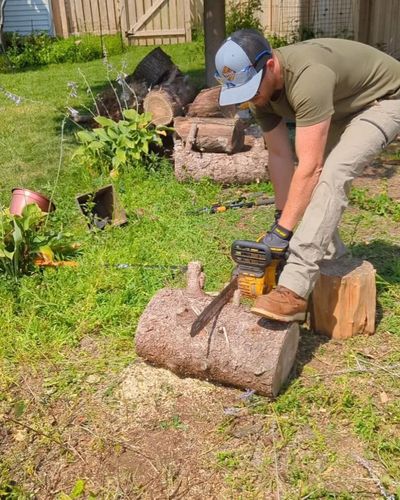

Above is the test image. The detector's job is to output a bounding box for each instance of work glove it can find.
[262,223,292,258]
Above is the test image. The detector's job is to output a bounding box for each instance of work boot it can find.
[251,286,307,322]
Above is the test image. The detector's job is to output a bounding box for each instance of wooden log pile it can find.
[135,262,299,398]
[174,124,269,184]
[69,47,197,125]
[68,47,270,184]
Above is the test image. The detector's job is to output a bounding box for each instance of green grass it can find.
[0,41,400,498]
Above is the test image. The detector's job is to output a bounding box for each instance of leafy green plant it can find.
[0,204,79,281]
[226,0,264,35]
[74,109,171,176]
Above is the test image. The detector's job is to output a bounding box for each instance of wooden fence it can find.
[51,0,400,56]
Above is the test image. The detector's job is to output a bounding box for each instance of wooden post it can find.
[51,0,69,38]
[203,0,225,88]
[310,257,376,340]
[353,0,372,44]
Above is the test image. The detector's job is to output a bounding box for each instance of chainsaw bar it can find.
[190,276,239,337]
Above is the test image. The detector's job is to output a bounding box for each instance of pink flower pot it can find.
[10,188,56,216]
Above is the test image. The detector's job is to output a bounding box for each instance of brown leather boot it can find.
[251,286,307,322]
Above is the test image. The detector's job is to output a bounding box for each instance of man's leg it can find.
[252,99,400,321]
[280,98,400,299]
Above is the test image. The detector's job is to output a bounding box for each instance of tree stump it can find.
[135,262,299,398]
[187,86,237,118]
[174,117,244,154]
[310,257,376,339]
[173,124,269,184]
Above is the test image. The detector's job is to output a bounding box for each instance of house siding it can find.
[4,0,52,35]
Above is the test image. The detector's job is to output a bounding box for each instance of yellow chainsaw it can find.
[190,239,285,336]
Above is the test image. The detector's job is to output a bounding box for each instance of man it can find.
[214,29,400,322]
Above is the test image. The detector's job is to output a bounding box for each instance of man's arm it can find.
[278,118,331,231]
[263,120,295,210]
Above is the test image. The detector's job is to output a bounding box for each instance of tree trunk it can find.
[174,124,269,184]
[310,257,376,339]
[174,117,244,154]
[135,262,299,398]
[187,86,236,118]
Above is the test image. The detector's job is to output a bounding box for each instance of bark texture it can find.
[174,117,244,153]
[174,124,269,184]
[135,262,299,398]
[310,257,376,339]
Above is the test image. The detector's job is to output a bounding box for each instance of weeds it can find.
[350,187,400,221]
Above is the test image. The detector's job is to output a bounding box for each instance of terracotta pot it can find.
[10,188,56,216]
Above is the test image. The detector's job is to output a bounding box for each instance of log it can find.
[135,261,299,398]
[310,257,376,339]
[144,75,197,125]
[174,117,244,154]
[174,124,269,184]
[131,47,178,87]
[187,86,236,118]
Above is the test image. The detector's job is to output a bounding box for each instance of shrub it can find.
[226,0,264,35]
[1,32,125,70]
[74,109,171,177]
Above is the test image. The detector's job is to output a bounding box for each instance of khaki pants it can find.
[279,98,400,298]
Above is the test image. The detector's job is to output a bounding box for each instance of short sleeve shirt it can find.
[251,38,400,131]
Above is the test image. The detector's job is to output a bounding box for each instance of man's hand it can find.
[262,224,292,258]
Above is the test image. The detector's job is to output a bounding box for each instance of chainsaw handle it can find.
[231,240,272,269]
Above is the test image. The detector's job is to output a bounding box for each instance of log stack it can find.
[172,85,269,184]
[174,124,269,184]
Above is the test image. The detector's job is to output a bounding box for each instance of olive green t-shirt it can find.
[252,38,400,131]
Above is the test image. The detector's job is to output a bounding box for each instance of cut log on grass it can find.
[174,124,269,184]
[174,117,244,153]
[310,257,376,339]
[187,86,236,118]
[144,76,197,125]
[135,261,299,398]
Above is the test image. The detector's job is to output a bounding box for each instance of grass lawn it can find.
[0,41,400,499]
